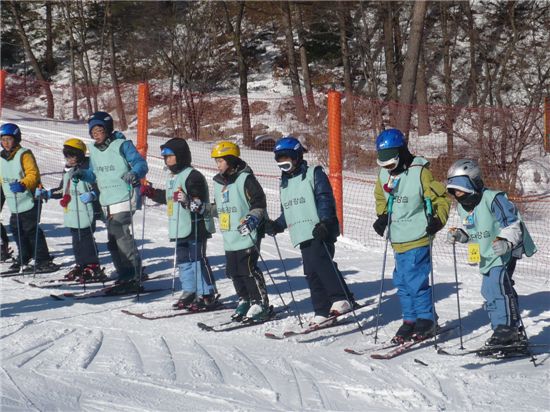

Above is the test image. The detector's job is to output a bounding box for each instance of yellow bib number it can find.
[167,200,174,217]
[467,243,481,265]
[219,212,230,231]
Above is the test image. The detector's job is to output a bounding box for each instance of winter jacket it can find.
[273,160,340,243]
[0,145,41,192]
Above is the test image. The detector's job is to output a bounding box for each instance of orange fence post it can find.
[136,82,149,160]
[0,70,7,117]
[545,96,550,153]
[328,90,344,234]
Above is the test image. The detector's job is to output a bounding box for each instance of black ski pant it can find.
[105,211,141,281]
[225,242,269,306]
[1,223,8,246]
[9,201,51,265]
[71,222,99,267]
[300,239,354,317]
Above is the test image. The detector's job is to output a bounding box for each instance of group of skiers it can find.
[0,113,537,348]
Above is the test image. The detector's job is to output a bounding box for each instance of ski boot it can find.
[308,314,336,329]
[329,300,352,317]
[80,264,107,283]
[231,299,250,321]
[391,321,416,345]
[1,244,13,262]
[242,301,272,323]
[411,318,436,341]
[34,261,60,274]
[172,291,196,310]
[106,279,142,295]
[64,265,83,281]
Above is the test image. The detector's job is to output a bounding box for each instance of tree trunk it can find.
[281,1,306,123]
[45,3,55,77]
[61,2,79,119]
[382,2,398,125]
[295,3,316,112]
[10,0,55,118]
[106,1,127,130]
[76,0,98,111]
[441,2,453,156]
[337,2,353,120]
[396,0,428,135]
[416,47,431,136]
[223,1,253,147]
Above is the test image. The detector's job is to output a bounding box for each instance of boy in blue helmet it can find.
[140,137,218,309]
[373,128,451,343]
[73,112,148,293]
[0,123,59,273]
[265,136,356,327]
[446,159,536,349]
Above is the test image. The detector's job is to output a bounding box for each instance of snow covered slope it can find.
[1,110,549,411]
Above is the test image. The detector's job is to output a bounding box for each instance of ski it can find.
[50,285,170,300]
[264,300,373,340]
[344,342,398,356]
[369,326,457,360]
[437,343,548,358]
[197,307,279,332]
[14,273,167,289]
[121,301,237,320]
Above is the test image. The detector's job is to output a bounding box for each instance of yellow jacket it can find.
[1,145,41,192]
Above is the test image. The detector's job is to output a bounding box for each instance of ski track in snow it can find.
[1,109,549,411]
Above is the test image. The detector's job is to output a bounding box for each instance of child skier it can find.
[372,128,450,343]
[140,137,217,308]
[209,141,270,322]
[446,159,536,348]
[0,122,59,273]
[73,112,148,293]
[35,138,105,283]
[265,136,356,327]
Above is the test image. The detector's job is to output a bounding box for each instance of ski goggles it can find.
[277,161,293,172]
[161,147,175,157]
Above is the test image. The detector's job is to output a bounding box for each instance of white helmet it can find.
[447,159,484,193]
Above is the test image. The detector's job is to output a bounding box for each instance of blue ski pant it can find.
[176,238,215,296]
[392,245,434,322]
[481,258,519,330]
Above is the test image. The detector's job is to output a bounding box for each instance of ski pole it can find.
[373,195,394,344]
[197,207,218,296]
[127,186,141,301]
[32,187,43,278]
[13,192,24,273]
[452,242,464,349]
[73,180,82,242]
[272,235,303,328]
[425,197,438,350]
[321,240,364,335]
[247,233,289,311]
[193,208,199,302]
[502,266,537,367]
[171,201,181,296]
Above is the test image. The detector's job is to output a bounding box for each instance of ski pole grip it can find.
[387,195,395,215]
[424,197,433,217]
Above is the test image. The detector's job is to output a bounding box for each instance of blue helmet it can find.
[0,123,22,143]
[274,136,304,160]
[375,128,406,151]
[88,111,114,137]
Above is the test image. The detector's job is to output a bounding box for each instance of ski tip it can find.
[197,322,214,332]
[414,358,429,366]
[264,332,283,340]
[50,294,64,300]
[437,348,450,355]
[344,348,362,355]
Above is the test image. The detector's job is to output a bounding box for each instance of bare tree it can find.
[382,2,398,125]
[295,3,316,113]
[396,1,428,135]
[281,1,306,122]
[106,1,127,130]
[223,1,253,147]
[45,3,55,77]
[416,47,431,136]
[337,2,353,119]
[9,0,55,118]
[441,2,454,155]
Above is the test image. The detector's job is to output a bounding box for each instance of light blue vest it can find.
[457,189,537,274]
[279,166,319,247]
[379,157,429,244]
[88,139,131,206]
[62,170,94,229]
[0,147,36,213]
[214,172,255,251]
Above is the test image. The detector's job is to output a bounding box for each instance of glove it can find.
[121,172,139,187]
[312,221,330,241]
[189,198,205,214]
[446,228,469,244]
[373,214,388,237]
[264,219,284,236]
[35,188,51,200]
[426,216,443,236]
[173,190,189,207]
[492,238,512,256]
[140,183,155,199]
[238,215,260,236]
[9,181,26,193]
[60,194,71,208]
[79,191,96,204]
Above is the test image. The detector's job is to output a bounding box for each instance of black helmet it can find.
[88,111,114,137]
[160,138,191,173]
